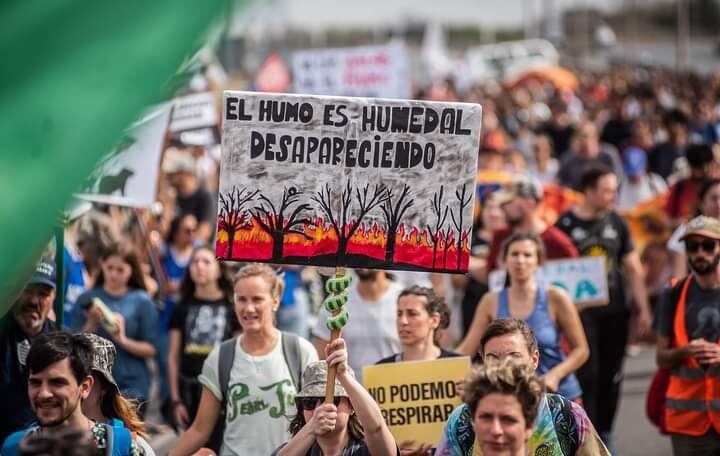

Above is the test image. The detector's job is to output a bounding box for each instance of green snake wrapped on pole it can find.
[323,267,351,403]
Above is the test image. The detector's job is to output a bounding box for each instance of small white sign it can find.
[488,256,609,307]
[292,42,411,99]
[170,92,218,132]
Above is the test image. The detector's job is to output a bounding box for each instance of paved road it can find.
[615,346,672,456]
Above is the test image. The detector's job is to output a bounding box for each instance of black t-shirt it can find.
[168,296,238,377]
[656,278,720,343]
[177,186,215,224]
[375,349,461,365]
[555,210,634,314]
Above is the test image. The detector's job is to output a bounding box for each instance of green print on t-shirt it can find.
[227,379,294,421]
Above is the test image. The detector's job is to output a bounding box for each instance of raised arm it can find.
[326,338,397,455]
[456,293,496,356]
[545,287,589,392]
[169,387,221,456]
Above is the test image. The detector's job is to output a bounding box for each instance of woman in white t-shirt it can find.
[170,264,318,456]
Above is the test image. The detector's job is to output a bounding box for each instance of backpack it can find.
[1,422,132,456]
[217,331,303,416]
[645,277,688,434]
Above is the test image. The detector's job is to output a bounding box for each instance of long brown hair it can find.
[95,374,147,438]
[95,241,148,291]
[179,245,233,303]
[288,398,364,440]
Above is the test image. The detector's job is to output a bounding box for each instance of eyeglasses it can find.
[685,239,718,254]
[299,397,342,410]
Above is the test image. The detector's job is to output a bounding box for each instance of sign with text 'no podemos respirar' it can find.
[216,91,481,273]
[363,357,471,446]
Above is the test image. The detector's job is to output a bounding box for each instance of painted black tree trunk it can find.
[252,187,312,261]
[427,186,449,269]
[381,184,413,265]
[218,186,259,259]
[450,184,472,270]
[313,181,388,263]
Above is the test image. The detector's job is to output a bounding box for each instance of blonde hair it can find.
[234,263,285,299]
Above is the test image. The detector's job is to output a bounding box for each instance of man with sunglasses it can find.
[656,215,720,455]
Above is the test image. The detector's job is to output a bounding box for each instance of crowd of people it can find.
[2,65,720,455]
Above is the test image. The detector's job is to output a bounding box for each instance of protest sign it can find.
[292,42,411,99]
[489,256,609,307]
[170,92,219,146]
[363,357,471,446]
[216,91,481,273]
[76,103,172,208]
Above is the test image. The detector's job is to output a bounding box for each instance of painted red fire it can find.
[215,216,470,271]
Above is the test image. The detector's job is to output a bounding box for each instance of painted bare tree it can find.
[252,187,312,260]
[426,186,449,269]
[218,186,259,259]
[450,183,473,270]
[380,184,414,264]
[442,229,454,269]
[312,181,387,261]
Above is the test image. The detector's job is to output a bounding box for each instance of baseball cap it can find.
[28,258,56,289]
[294,360,353,398]
[623,147,647,178]
[493,175,544,205]
[680,215,720,241]
[79,333,119,392]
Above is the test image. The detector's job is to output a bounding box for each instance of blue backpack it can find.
[1,421,132,456]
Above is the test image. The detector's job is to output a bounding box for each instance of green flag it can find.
[0,0,234,315]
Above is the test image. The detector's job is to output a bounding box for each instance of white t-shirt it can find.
[312,281,403,383]
[198,333,318,456]
[617,173,668,211]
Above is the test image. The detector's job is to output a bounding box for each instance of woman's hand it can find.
[110,312,127,344]
[308,403,338,436]
[174,402,191,429]
[325,338,350,379]
[541,370,561,393]
[399,440,433,455]
[83,306,103,332]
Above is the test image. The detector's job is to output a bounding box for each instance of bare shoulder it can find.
[547,285,571,302]
[479,291,499,316]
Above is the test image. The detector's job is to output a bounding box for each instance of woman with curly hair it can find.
[462,358,543,456]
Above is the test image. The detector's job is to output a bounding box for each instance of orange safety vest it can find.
[665,276,720,436]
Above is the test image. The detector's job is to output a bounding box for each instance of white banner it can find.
[76,103,172,208]
[488,256,609,307]
[170,92,218,132]
[292,42,411,99]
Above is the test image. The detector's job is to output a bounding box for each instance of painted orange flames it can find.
[215,216,470,271]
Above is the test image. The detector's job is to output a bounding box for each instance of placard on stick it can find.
[488,256,609,308]
[216,91,481,273]
[363,357,471,446]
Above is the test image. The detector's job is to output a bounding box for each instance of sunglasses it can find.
[299,397,342,410]
[685,239,718,254]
